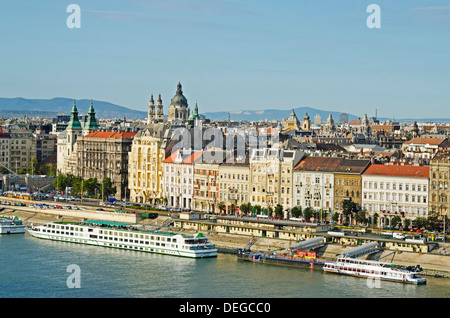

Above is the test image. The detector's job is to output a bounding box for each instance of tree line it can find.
[52,173,116,199]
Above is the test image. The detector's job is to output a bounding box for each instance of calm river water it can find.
[1,234,449,299]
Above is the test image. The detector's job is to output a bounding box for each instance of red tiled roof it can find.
[164,150,203,164]
[84,130,137,139]
[363,164,429,178]
[403,137,447,145]
[294,156,344,172]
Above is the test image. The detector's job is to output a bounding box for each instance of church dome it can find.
[170,82,188,107]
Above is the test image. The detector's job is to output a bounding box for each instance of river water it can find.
[1,234,449,299]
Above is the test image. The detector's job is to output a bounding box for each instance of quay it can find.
[1,197,449,278]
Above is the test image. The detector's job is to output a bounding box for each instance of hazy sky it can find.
[1,0,449,119]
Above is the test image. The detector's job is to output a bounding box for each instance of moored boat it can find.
[0,216,25,234]
[323,257,427,285]
[25,220,217,258]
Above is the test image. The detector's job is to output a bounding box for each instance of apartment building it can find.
[128,123,173,204]
[163,150,202,210]
[293,156,343,215]
[218,159,250,214]
[333,159,371,217]
[362,164,430,226]
[429,150,450,218]
[75,130,137,200]
[249,148,304,211]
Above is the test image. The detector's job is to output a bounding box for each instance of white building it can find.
[361,164,430,226]
[293,156,343,214]
[163,150,202,210]
[402,137,448,161]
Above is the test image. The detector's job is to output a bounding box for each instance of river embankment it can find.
[3,207,449,279]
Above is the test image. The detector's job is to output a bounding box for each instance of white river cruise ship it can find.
[25,220,217,258]
[323,257,427,285]
[0,216,25,234]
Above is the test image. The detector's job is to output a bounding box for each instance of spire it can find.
[176,81,183,94]
[67,100,82,130]
[83,99,98,131]
[149,94,155,115]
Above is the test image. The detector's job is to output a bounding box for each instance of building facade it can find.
[333,159,371,220]
[163,150,202,210]
[75,130,137,200]
[218,160,250,214]
[362,164,430,226]
[9,128,37,171]
[402,137,448,161]
[57,101,86,174]
[293,156,343,216]
[429,151,450,218]
[249,148,303,212]
[193,161,221,213]
[128,123,173,204]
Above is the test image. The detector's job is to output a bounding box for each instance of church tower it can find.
[83,100,99,134]
[148,94,155,125]
[168,82,189,125]
[302,113,311,131]
[155,93,164,122]
[66,100,83,156]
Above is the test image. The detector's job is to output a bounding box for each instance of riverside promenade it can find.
[2,198,449,279]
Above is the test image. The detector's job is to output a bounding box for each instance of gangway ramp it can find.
[286,237,325,253]
[337,242,380,259]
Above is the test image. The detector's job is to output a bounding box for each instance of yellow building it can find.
[283,109,300,131]
[128,123,172,204]
[218,160,250,214]
[249,148,303,213]
[429,150,450,218]
[333,159,371,222]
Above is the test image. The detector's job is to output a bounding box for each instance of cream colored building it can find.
[218,160,250,214]
[193,161,221,213]
[163,150,203,210]
[9,128,37,171]
[128,123,173,204]
[249,148,304,213]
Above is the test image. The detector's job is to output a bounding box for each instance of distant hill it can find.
[203,107,357,123]
[0,97,147,119]
[1,97,448,123]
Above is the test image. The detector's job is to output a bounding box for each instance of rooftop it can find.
[363,164,429,178]
[403,137,447,145]
[84,130,138,139]
[334,158,371,174]
[294,156,344,172]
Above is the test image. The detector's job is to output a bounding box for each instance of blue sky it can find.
[1,0,449,119]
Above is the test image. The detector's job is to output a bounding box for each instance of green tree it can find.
[239,202,252,215]
[342,199,358,224]
[84,178,100,196]
[218,201,226,213]
[355,209,368,225]
[391,215,402,229]
[101,177,116,198]
[413,217,428,230]
[52,172,68,191]
[331,212,339,223]
[274,204,283,218]
[291,206,302,218]
[27,158,39,175]
[303,207,314,221]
